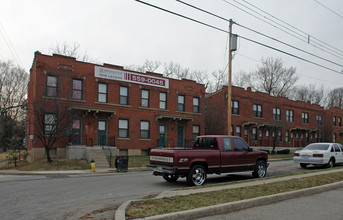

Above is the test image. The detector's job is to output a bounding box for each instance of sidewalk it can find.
[115,168,343,220]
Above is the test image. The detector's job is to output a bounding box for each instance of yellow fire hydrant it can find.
[90,159,96,172]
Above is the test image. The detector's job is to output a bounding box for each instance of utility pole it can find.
[227,19,233,136]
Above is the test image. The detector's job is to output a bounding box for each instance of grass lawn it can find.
[1,158,90,171]
[126,171,343,219]
[0,152,7,162]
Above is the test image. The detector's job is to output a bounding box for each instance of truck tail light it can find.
[294,153,299,156]
[313,154,323,157]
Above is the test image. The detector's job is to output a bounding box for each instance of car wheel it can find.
[187,165,207,186]
[252,160,267,178]
[327,158,335,168]
[300,163,307,168]
[162,174,179,182]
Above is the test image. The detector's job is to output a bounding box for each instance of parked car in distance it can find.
[293,143,343,168]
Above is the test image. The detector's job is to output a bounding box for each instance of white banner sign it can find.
[95,66,169,89]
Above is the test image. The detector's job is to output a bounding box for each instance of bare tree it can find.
[250,57,299,97]
[291,84,325,105]
[49,41,100,63]
[326,88,343,109]
[0,60,28,152]
[233,70,251,89]
[31,99,71,162]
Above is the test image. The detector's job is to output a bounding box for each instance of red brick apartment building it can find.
[26,52,205,161]
[206,86,343,148]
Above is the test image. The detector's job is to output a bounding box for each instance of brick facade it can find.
[206,86,343,148]
[26,52,205,161]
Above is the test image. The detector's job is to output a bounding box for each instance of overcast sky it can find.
[1,0,343,90]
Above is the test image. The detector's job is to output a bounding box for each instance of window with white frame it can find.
[333,116,336,126]
[141,90,149,107]
[140,121,150,139]
[232,100,239,115]
[159,92,167,109]
[193,97,199,113]
[236,126,241,137]
[98,83,107,103]
[316,115,322,126]
[252,127,257,140]
[120,86,129,105]
[178,95,185,111]
[302,112,309,124]
[46,76,57,97]
[253,104,262,118]
[118,119,129,138]
[72,79,82,100]
[273,107,281,120]
[45,113,57,135]
[192,125,200,140]
[286,110,294,122]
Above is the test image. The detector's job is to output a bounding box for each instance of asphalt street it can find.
[0,160,335,219]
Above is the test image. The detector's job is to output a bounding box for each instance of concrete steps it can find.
[86,147,109,168]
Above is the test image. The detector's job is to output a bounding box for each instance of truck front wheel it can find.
[252,160,267,178]
[162,174,179,182]
[187,165,207,186]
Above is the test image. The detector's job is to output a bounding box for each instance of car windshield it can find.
[304,143,330,151]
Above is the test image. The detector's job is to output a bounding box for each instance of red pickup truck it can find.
[147,135,269,186]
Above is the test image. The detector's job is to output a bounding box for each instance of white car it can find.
[293,143,343,168]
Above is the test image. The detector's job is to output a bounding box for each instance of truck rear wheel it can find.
[252,160,267,178]
[187,165,207,186]
[162,174,179,182]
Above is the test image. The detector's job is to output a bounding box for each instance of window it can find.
[286,131,289,142]
[223,138,232,151]
[302,112,309,124]
[339,117,342,127]
[159,92,167,109]
[119,86,129,105]
[193,97,199,113]
[44,113,57,135]
[192,125,200,140]
[140,121,150,139]
[98,83,107,103]
[194,137,218,149]
[231,125,234,136]
[253,104,262,118]
[252,127,257,140]
[233,138,249,151]
[178,95,185,111]
[333,133,336,142]
[236,126,241,137]
[333,116,336,126]
[316,115,322,126]
[72,79,82,100]
[141,90,149,107]
[232,100,239,115]
[278,130,282,141]
[118,119,129,138]
[273,107,281,120]
[46,76,57,97]
[286,110,294,122]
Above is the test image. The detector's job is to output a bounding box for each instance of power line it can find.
[314,0,343,20]
[0,22,23,67]
[225,0,343,58]
[135,0,342,74]
[177,0,343,68]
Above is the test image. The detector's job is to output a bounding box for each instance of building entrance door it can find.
[177,125,184,147]
[159,125,167,147]
[71,119,81,145]
[98,120,107,146]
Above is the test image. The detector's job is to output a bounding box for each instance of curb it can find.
[115,180,343,220]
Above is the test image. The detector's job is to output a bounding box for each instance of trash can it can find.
[115,156,129,172]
